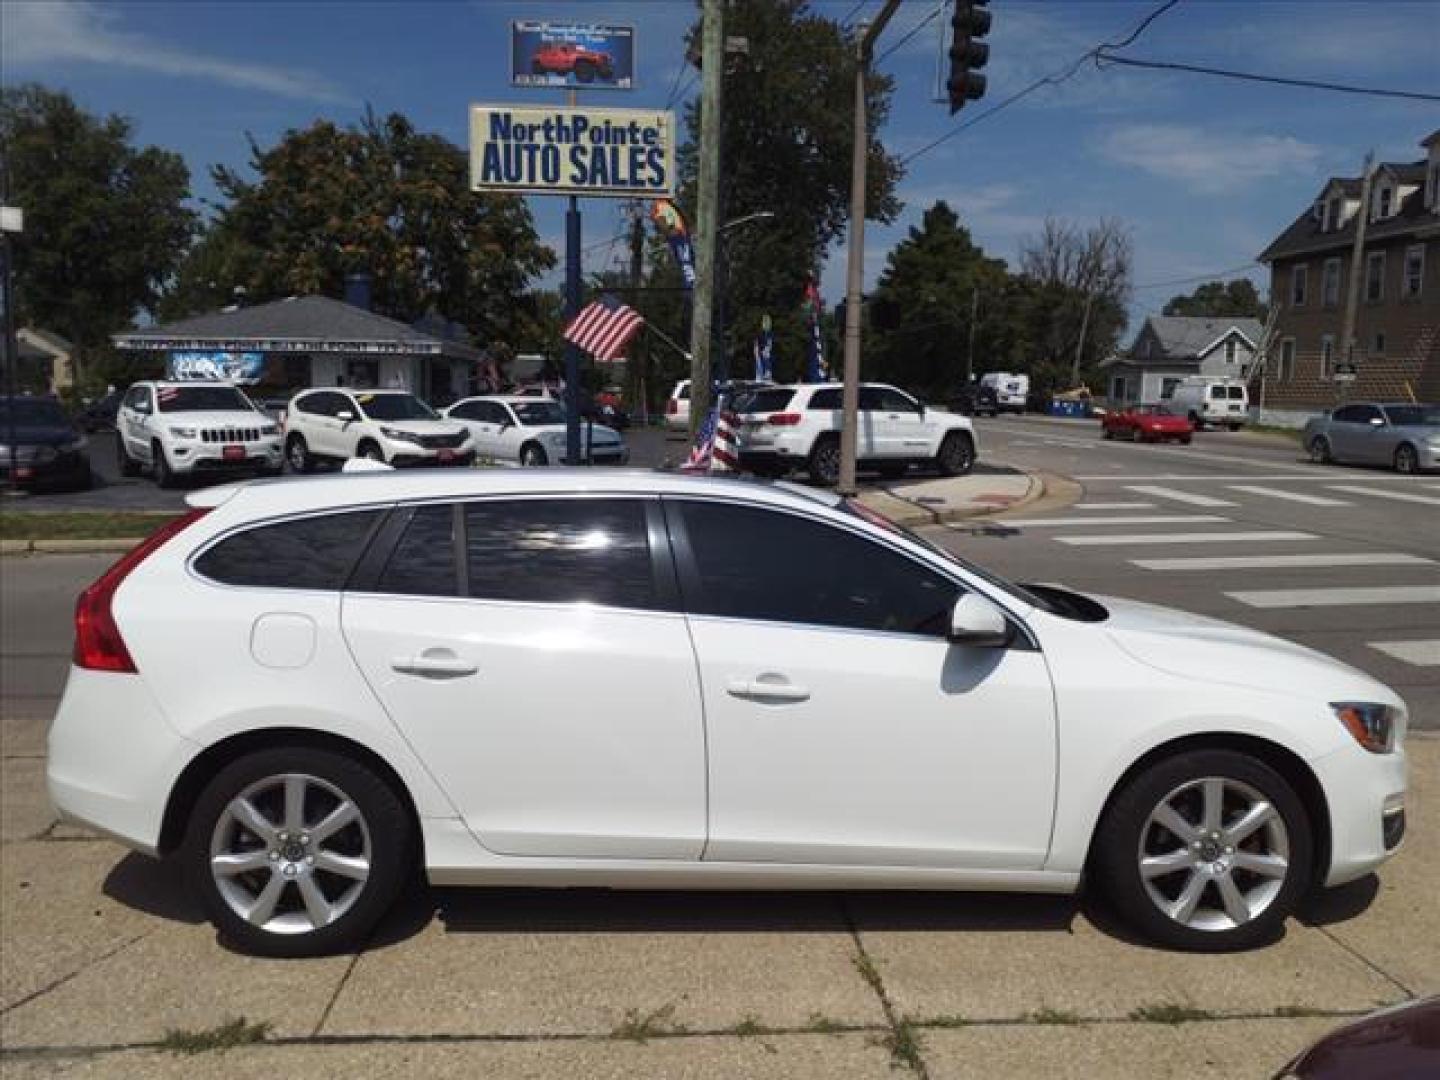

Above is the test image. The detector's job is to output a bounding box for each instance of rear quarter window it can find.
[735,388,796,413]
[193,510,383,589]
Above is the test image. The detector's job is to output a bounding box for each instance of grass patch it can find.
[872,1019,925,1072]
[852,953,885,996]
[1028,1007,1082,1025]
[730,1015,771,1038]
[0,511,177,541]
[611,1003,684,1043]
[1274,1005,1333,1019]
[157,1017,271,1055]
[805,1012,847,1034]
[1129,1002,1214,1025]
[919,1013,968,1029]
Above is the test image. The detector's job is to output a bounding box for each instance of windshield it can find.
[513,401,565,425]
[156,386,253,413]
[356,393,437,421]
[1385,405,1440,426]
[0,398,70,427]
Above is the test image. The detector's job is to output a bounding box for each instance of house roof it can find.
[1421,129,1440,148]
[1133,316,1263,363]
[18,327,74,354]
[1259,158,1437,263]
[115,295,480,360]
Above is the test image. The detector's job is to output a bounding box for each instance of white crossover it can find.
[50,470,1408,957]
[282,388,474,471]
[116,381,282,487]
[443,395,628,466]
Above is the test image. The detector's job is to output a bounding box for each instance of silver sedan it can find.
[1303,402,1440,473]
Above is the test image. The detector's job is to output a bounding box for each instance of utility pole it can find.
[964,286,979,386]
[1070,289,1094,388]
[1338,152,1375,400]
[838,0,902,496]
[563,87,583,466]
[628,203,646,421]
[688,0,724,440]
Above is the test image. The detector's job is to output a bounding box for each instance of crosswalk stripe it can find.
[1131,553,1434,571]
[1071,502,1156,510]
[1125,485,1238,507]
[1226,485,1351,506]
[1327,485,1440,507]
[1058,531,1316,546]
[1000,514,1228,527]
[1369,640,1440,667]
[1226,586,1440,609]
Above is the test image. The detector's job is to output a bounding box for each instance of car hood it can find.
[527,423,622,444]
[1094,594,1399,704]
[0,424,82,447]
[157,410,272,429]
[371,419,467,436]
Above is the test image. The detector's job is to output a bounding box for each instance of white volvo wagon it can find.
[49,470,1408,956]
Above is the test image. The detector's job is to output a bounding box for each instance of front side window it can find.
[194,510,382,589]
[677,501,960,637]
[465,498,656,610]
[1365,252,1385,302]
[1290,264,1308,306]
[807,388,842,410]
[869,387,920,412]
[512,400,565,425]
[356,393,437,421]
[1331,405,1366,424]
[156,386,251,413]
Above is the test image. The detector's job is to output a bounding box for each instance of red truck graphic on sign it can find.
[531,43,615,83]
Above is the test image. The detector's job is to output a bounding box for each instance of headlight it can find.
[1331,701,1401,753]
[259,424,279,437]
[168,426,198,439]
[379,426,421,444]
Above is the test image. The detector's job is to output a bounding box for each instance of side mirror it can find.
[948,593,1012,648]
[1369,417,1385,427]
[337,410,354,423]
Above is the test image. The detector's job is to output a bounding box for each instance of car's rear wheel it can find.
[575,60,596,83]
[185,746,413,958]
[357,440,385,464]
[1102,428,1114,440]
[520,441,548,467]
[1307,435,1332,465]
[1394,444,1419,474]
[1094,749,1312,952]
[286,434,313,474]
[808,434,840,486]
[1180,435,1192,445]
[936,432,975,476]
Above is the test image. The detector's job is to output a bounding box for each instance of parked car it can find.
[1302,402,1440,474]
[1166,377,1248,431]
[1273,996,1440,1078]
[49,469,1408,957]
[117,381,282,488]
[729,382,977,484]
[444,395,627,466]
[530,42,614,83]
[75,390,123,434]
[979,372,1029,414]
[0,395,92,490]
[664,379,691,432]
[1101,403,1194,444]
[283,388,475,471]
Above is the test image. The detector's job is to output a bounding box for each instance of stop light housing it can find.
[948,0,991,115]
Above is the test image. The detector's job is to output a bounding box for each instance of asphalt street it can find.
[934,415,1440,729]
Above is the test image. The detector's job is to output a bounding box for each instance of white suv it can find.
[731,382,977,484]
[282,388,475,471]
[117,381,282,487]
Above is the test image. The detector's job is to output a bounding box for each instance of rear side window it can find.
[1210,386,1227,400]
[464,498,656,610]
[1228,387,1245,400]
[735,388,795,413]
[377,505,458,597]
[807,388,842,410]
[194,510,382,589]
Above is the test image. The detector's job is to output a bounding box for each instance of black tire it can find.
[1179,436,1192,445]
[357,440,386,464]
[1092,748,1313,952]
[807,434,840,486]
[152,442,177,488]
[184,745,414,958]
[1307,436,1332,465]
[531,59,545,74]
[1102,428,1114,440]
[117,438,141,478]
[520,441,548,467]
[1394,443,1419,475]
[1188,412,1203,431]
[286,434,313,474]
[936,431,975,477]
[575,60,596,83]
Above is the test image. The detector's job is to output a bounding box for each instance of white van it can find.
[979,372,1029,414]
[1165,377,1248,431]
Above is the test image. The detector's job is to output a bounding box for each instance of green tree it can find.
[1162,278,1267,321]
[164,110,555,347]
[675,0,904,380]
[1,85,195,387]
[868,201,1009,398]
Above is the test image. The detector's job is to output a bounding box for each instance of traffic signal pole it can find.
[688,0,725,440]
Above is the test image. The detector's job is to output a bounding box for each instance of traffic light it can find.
[948,0,991,115]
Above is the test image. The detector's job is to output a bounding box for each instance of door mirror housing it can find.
[948,593,1012,648]
[337,410,355,423]
[1369,416,1385,427]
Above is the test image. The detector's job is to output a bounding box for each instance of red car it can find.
[531,43,614,83]
[1102,403,1194,444]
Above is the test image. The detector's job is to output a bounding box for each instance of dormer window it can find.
[1224,339,1237,364]
[1377,186,1393,219]
[1325,197,1341,230]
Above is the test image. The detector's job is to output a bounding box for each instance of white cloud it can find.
[1,2,347,103]
[1098,124,1324,195]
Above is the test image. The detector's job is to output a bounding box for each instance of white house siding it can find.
[1198,336,1257,379]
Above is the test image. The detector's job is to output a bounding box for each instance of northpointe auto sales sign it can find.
[469,105,674,198]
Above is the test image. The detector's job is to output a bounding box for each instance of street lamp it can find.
[714,211,775,384]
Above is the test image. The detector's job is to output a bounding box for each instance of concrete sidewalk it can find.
[856,464,1043,526]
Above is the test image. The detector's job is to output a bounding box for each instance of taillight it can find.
[767,412,802,426]
[73,508,211,673]
[666,399,678,415]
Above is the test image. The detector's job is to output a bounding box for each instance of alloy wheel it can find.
[813,440,840,484]
[1395,445,1417,474]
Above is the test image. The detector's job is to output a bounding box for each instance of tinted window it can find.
[356,393,436,421]
[807,388,842,410]
[1227,386,1245,400]
[449,401,482,421]
[677,501,959,636]
[295,391,341,417]
[1210,386,1227,400]
[1331,405,1368,423]
[871,387,918,412]
[194,510,382,590]
[1385,405,1440,426]
[464,499,655,609]
[157,386,252,413]
[513,400,564,425]
[377,505,457,596]
[733,388,795,414]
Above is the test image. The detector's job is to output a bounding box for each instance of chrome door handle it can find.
[391,649,477,679]
[725,677,810,702]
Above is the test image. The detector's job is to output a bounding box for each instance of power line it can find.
[876,5,942,65]
[1103,0,1180,49]
[1093,52,1440,103]
[1133,262,1263,291]
[840,0,871,30]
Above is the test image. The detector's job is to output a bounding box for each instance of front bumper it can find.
[0,449,90,486]
[169,439,283,474]
[1311,740,1408,887]
[389,448,477,468]
[1415,443,1440,470]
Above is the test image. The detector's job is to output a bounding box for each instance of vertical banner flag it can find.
[650,199,696,291]
[754,314,774,382]
[803,277,826,383]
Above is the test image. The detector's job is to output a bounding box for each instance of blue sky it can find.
[4,0,1437,335]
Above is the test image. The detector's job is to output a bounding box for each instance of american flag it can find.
[679,407,739,474]
[563,294,645,361]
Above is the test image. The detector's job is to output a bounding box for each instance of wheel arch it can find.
[1083,732,1331,888]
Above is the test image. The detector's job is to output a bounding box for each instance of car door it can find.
[852,387,886,459]
[871,386,930,459]
[1326,405,1366,463]
[1352,405,1392,465]
[342,496,706,859]
[448,401,494,456]
[668,497,1057,870]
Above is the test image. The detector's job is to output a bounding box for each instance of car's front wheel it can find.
[520,441,548,467]
[185,746,414,957]
[1094,749,1313,952]
[286,434,313,474]
[936,432,975,476]
[1307,435,1332,465]
[1394,444,1419,474]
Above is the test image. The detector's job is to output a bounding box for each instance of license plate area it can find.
[222,444,246,461]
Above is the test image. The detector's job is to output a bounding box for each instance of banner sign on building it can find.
[167,350,265,384]
[469,105,674,197]
[511,22,635,90]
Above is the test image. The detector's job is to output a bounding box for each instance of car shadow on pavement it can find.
[1296,874,1381,927]
[102,852,206,925]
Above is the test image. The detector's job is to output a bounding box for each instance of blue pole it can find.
[565,195,582,466]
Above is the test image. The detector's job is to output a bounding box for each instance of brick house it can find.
[1255,130,1440,425]
[1102,315,1263,405]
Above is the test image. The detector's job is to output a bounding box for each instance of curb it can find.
[1,537,143,556]
[862,468,1047,527]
